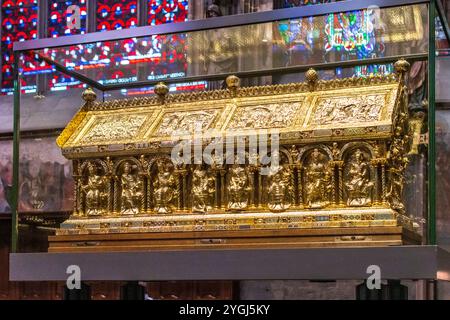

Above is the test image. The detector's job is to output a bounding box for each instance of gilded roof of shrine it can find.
[57,72,405,159]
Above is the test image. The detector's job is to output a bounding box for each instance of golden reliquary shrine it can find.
[49,59,423,252]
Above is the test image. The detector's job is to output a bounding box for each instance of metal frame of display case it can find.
[9,0,450,284]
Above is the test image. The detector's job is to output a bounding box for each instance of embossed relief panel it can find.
[226,100,305,130]
[154,109,219,136]
[304,86,398,130]
[65,108,161,147]
[150,102,230,140]
[59,81,402,156]
[82,115,147,143]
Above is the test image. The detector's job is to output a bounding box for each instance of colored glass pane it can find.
[1,0,38,94]
[96,0,138,31]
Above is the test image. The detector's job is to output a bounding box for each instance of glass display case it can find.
[6,0,450,296]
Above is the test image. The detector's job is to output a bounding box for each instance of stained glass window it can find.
[93,1,138,85]
[115,81,207,97]
[147,0,188,25]
[282,0,331,7]
[1,0,39,94]
[324,9,393,76]
[44,45,87,92]
[276,1,393,78]
[96,0,138,32]
[47,1,88,92]
[324,10,375,57]
[143,1,189,89]
[89,0,190,92]
[48,0,87,38]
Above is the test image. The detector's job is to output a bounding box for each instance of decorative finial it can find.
[226,75,240,94]
[394,58,410,81]
[154,82,169,102]
[305,68,319,91]
[82,87,97,103]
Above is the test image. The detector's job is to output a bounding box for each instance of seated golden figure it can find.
[305,149,332,209]
[191,165,216,213]
[81,163,107,216]
[227,164,250,211]
[267,165,292,212]
[153,160,176,214]
[345,149,374,206]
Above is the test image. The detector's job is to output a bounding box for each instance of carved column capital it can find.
[371,158,387,166]
[334,160,344,167]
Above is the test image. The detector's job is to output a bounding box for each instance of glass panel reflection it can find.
[437,109,450,245]
[1,0,38,95]
[35,4,428,87]
[18,136,74,213]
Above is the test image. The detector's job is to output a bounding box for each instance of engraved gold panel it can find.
[226,99,305,130]
[154,109,220,137]
[59,81,399,153]
[64,107,161,147]
[304,85,398,130]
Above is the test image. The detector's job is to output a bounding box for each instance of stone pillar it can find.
[329,161,338,205]
[182,171,188,211]
[336,161,344,206]
[220,170,226,209]
[146,176,152,213]
[370,159,380,205]
[113,179,119,214]
[258,170,263,208]
[73,176,81,216]
[107,177,113,215]
[174,170,183,211]
[381,160,387,204]
[297,166,303,207]
[214,170,220,209]
[140,175,145,213]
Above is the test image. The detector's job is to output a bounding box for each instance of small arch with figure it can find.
[342,145,375,207]
[79,159,109,216]
[113,157,145,215]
